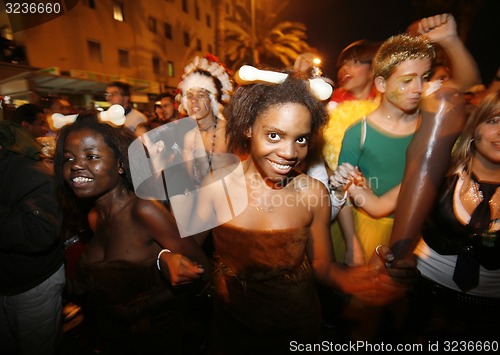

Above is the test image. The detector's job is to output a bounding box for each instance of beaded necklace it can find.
[192,118,218,184]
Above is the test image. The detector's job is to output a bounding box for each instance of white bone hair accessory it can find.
[51,104,126,129]
[236,65,333,101]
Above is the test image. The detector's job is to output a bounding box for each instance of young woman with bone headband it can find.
[176,55,234,187]
[51,108,209,354]
[187,66,418,354]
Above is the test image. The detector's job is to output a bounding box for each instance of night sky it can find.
[282,0,499,85]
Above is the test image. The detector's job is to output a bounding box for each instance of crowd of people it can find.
[1,12,499,355]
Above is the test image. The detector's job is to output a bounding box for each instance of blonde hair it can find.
[373,34,435,79]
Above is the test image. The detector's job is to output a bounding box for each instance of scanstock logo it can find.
[3,0,79,32]
[128,118,248,238]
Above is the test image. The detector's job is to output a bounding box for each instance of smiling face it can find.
[184,88,213,121]
[247,103,311,188]
[377,57,432,113]
[474,115,500,166]
[62,128,124,200]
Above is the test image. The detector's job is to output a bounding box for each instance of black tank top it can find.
[421,173,500,270]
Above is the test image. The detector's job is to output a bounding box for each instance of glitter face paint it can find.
[384,58,432,112]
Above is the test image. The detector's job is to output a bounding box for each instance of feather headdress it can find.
[176,55,233,118]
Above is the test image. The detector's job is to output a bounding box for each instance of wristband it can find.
[156,249,172,271]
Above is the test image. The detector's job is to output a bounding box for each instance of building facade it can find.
[0,0,239,112]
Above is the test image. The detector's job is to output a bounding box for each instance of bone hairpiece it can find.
[99,104,126,126]
[51,104,126,129]
[236,65,333,101]
[51,113,78,129]
[308,78,334,101]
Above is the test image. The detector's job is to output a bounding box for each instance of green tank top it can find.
[338,118,414,196]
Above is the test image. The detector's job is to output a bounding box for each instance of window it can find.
[87,40,102,62]
[182,0,188,13]
[113,1,124,21]
[196,38,202,51]
[206,14,211,28]
[152,57,161,75]
[183,31,190,47]
[148,17,157,34]
[207,44,213,53]
[167,61,174,78]
[118,49,129,67]
[164,22,172,39]
[195,1,200,20]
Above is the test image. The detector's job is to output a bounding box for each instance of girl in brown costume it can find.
[53,114,209,354]
[189,70,418,354]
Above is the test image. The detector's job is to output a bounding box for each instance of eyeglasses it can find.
[104,91,123,98]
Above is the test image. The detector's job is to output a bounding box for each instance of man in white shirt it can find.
[105,81,147,132]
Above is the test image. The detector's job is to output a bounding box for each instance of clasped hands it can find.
[343,245,419,307]
[329,162,365,196]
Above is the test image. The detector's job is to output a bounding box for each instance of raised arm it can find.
[389,87,466,259]
[409,13,481,91]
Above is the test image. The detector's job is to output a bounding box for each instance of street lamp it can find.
[312,57,322,77]
[251,0,257,65]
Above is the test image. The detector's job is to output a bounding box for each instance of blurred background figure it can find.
[11,103,49,139]
[134,120,157,137]
[0,120,65,355]
[329,40,381,109]
[153,92,178,125]
[40,96,76,136]
[105,81,147,132]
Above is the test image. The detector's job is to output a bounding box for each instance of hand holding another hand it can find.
[329,162,364,194]
[159,250,205,286]
[352,245,419,306]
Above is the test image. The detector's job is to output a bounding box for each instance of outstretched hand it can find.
[159,251,205,286]
[352,245,419,306]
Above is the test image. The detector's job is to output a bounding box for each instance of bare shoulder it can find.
[291,173,329,195]
[131,196,170,222]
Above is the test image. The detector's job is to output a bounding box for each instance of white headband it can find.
[51,104,126,129]
[237,65,333,101]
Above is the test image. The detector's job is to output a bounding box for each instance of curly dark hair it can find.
[226,72,328,155]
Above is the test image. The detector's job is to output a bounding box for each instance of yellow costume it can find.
[322,99,378,262]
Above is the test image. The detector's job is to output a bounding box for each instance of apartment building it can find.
[0,0,234,111]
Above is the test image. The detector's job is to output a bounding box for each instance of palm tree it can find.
[224,0,312,71]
